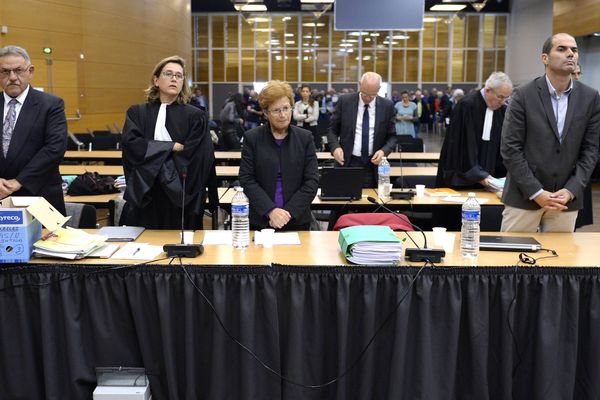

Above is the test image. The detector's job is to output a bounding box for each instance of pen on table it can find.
[132,247,141,256]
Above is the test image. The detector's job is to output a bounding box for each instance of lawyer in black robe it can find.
[121,56,216,229]
[436,74,513,189]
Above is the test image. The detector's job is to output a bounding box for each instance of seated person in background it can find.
[121,55,216,229]
[244,90,262,131]
[220,93,244,150]
[436,71,513,189]
[239,80,319,231]
[441,88,465,129]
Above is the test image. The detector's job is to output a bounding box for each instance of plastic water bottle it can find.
[460,192,481,258]
[231,186,250,249]
[378,156,391,199]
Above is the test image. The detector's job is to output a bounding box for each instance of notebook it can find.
[479,235,541,252]
[97,226,145,242]
[318,167,364,201]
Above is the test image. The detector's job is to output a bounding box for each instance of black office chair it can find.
[74,133,93,149]
[480,205,504,231]
[90,131,119,150]
[392,175,438,231]
[396,137,424,152]
[64,202,97,229]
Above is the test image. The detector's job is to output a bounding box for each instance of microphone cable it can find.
[366,196,428,249]
[507,245,559,396]
[177,257,429,389]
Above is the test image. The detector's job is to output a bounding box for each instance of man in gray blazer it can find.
[500,33,600,232]
[327,72,396,187]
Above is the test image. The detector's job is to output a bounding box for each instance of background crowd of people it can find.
[207,83,473,151]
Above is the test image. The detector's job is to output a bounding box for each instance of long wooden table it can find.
[63,150,440,164]
[6,231,600,399]
[60,164,438,178]
[64,193,121,206]
[29,230,600,267]
[218,187,502,208]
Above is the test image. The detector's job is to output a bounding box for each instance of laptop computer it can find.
[479,235,542,252]
[319,167,364,201]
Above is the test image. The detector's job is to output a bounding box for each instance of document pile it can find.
[424,187,460,197]
[33,227,108,260]
[486,177,505,192]
[338,225,402,265]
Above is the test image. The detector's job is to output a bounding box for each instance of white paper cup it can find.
[180,231,195,244]
[432,227,447,246]
[260,228,275,248]
[442,233,455,254]
[415,184,425,197]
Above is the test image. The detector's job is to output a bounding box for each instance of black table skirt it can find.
[1,264,600,400]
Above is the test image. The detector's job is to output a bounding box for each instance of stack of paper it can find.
[424,187,460,197]
[338,225,402,265]
[486,177,505,192]
[97,226,145,242]
[33,227,108,260]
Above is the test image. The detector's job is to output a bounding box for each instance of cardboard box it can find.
[0,197,70,263]
[0,197,43,263]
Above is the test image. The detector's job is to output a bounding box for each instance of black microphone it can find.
[163,167,204,258]
[366,196,444,263]
[390,145,414,200]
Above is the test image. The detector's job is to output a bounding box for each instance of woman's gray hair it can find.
[0,45,31,64]
[485,72,512,91]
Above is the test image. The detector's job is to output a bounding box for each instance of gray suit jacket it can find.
[501,76,600,210]
[327,93,397,165]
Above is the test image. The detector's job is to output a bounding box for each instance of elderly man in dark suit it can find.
[501,33,600,232]
[0,45,67,214]
[327,71,396,187]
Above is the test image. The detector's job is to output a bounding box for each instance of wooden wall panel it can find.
[554,0,600,37]
[0,0,191,132]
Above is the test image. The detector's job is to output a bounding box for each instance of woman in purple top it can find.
[239,80,319,230]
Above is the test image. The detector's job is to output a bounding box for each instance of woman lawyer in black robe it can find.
[121,56,217,229]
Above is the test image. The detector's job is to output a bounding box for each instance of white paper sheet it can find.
[111,242,163,260]
[202,231,233,245]
[255,231,301,245]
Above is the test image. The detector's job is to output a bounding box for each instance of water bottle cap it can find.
[468,192,475,197]
[235,186,244,192]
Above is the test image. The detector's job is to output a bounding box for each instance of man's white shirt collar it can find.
[3,84,30,105]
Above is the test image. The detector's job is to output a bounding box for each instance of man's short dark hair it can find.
[542,35,555,54]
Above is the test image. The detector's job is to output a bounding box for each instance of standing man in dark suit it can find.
[327,72,396,187]
[0,45,67,214]
[501,33,600,232]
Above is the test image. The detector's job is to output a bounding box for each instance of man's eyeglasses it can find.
[0,66,31,78]
[492,90,510,102]
[161,71,184,81]
[360,91,379,99]
[268,106,291,115]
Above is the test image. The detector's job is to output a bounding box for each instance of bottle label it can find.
[378,165,390,175]
[462,210,480,221]
[232,204,249,214]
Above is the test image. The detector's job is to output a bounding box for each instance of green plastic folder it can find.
[338,225,400,258]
